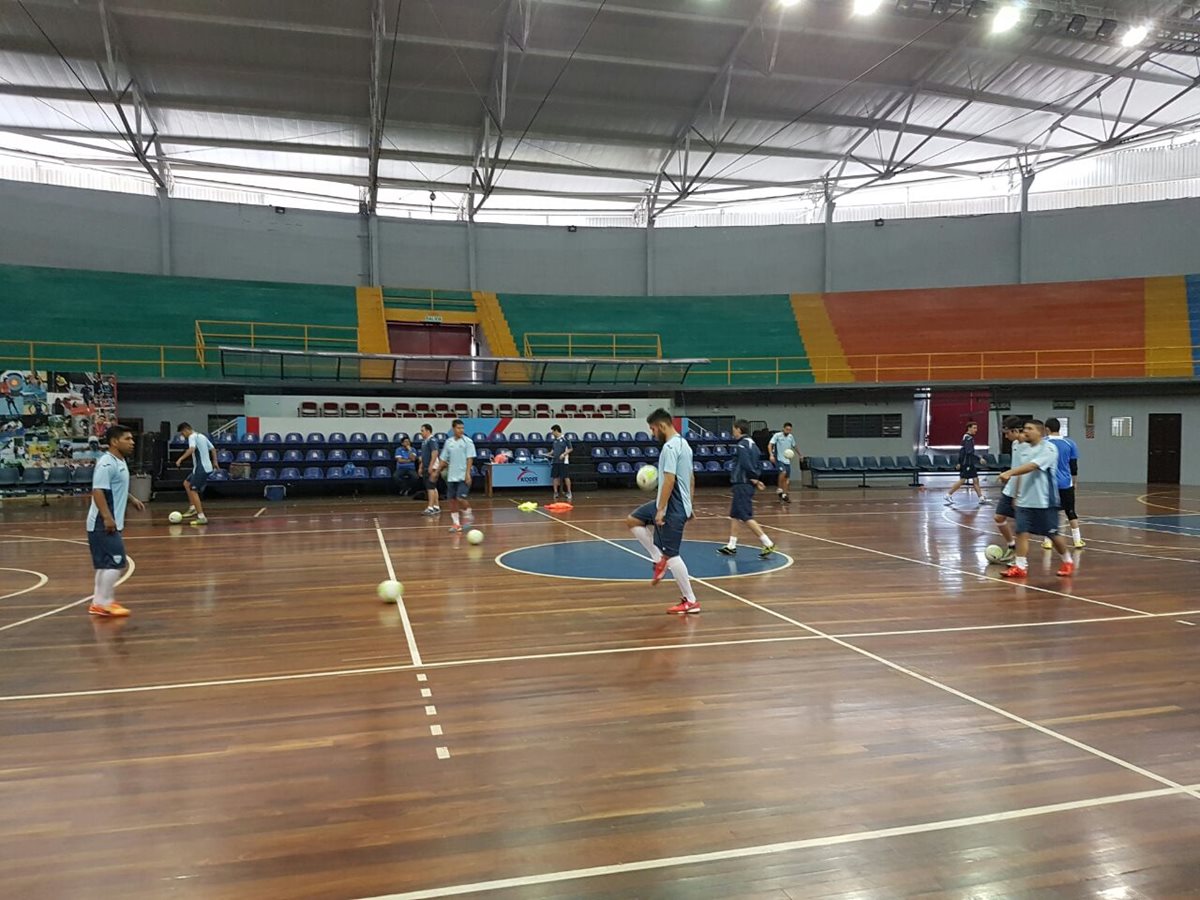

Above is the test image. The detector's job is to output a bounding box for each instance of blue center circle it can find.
[496,539,793,581]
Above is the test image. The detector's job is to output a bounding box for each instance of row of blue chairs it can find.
[195,430,670,448]
[223,465,486,482]
[223,448,398,464]
[0,466,94,494]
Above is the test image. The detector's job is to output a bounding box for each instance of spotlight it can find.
[1121,22,1150,46]
[967,0,989,20]
[1032,9,1052,28]
[852,0,883,15]
[992,4,1020,33]
[779,0,801,6]
[1095,18,1117,39]
[1066,13,1085,33]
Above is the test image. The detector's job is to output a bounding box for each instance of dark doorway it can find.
[1147,413,1182,485]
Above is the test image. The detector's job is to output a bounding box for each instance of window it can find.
[1111,416,1133,438]
[827,413,903,439]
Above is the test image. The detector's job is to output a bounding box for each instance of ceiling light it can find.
[1066,13,1085,33]
[1032,9,1052,28]
[1121,22,1150,46]
[779,0,801,6]
[852,0,884,15]
[1096,18,1117,39]
[932,0,951,13]
[992,4,1020,33]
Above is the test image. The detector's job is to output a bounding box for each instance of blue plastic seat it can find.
[695,445,711,457]
[719,431,733,441]
[608,447,627,459]
[350,449,369,462]
[217,450,234,465]
[306,432,325,443]
[565,432,580,442]
[352,466,369,478]
[280,467,301,480]
[371,448,391,462]
[627,447,643,459]
[476,448,493,460]
[284,432,304,444]
[306,449,326,462]
[473,432,488,441]
[283,449,303,463]
[596,461,615,475]
[259,449,280,463]
[645,446,659,459]
[489,433,506,443]
[209,469,229,481]
[583,431,599,442]
[693,461,704,472]
[508,432,525,442]
[591,447,608,458]
[216,433,236,445]
[634,431,652,443]
[371,466,392,479]
[393,432,410,443]
[600,431,616,442]
[262,433,281,444]
[327,449,347,462]
[242,433,259,444]
[617,431,633,442]
[371,432,388,444]
[526,431,544,443]
[435,432,448,441]
[169,435,187,448]
[705,461,722,472]
[615,461,634,475]
[303,466,323,479]
[724,459,736,471]
[256,468,278,481]
[328,432,347,444]
[349,432,368,444]
[326,466,345,479]
[235,450,257,463]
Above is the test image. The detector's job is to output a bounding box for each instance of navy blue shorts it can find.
[88,527,128,570]
[729,483,756,522]
[551,462,569,479]
[996,494,1016,519]
[447,480,470,500]
[631,499,687,559]
[186,467,210,494]
[777,462,791,477]
[958,467,978,481]
[1016,507,1059,537]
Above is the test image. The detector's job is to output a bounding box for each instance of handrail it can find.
[381,289,476,312]
[194,320,358,369]
[524,332,662,359]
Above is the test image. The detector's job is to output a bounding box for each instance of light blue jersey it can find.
[87,452,130,531]
[1002,441,1029,499]
[1015,440,1060,510]
[441,435,476,483]
[1047,435,1077,489]
[769,431,796,460]
[657,434,694,517]
[189,432,215,474]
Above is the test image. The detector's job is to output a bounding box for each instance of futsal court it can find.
[4,483,1200,898]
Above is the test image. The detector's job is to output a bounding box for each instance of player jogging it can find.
[945,421,989,506]
[441,419,476,534]
[625,408,699,614]
[87,424,144,617]
[175,422,217,526]
[718,419,777,559]
[768,422,798,502]
[998,419,1075,579]
[548,424,573,501]
[1044,417,1084,549]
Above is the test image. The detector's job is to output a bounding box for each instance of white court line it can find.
[435,746,450,760]
[374,519,423,668]
[430,724,443,736]
[0,568,50,602]
[358,782,1200,899]
[6,605,1199,704]
[536,512,1200,802]
[0,555,135,634]
[424,705,437,716]
[253,507,267,518]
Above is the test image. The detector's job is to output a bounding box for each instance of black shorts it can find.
[1016,507,1059,538]
[422,476,439,492]
[551,462,569,479]
[996,494,1016,519]
[958,467,978,481]
[88,527,128,570]
[1059,486,1077,520]
[729,483,756,522]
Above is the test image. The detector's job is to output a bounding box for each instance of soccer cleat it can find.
[979,497,992,505]
[758,545,777,559]
[717,545,737,556]
[1001,565,1028,579]
[565,493,573,501]
[181,506,197,518]
[781,493,790,503]
[421,507,438,516]
[944,496,955,506]
[667,599,701,615]
[89,602,130,618]
[448,525,463,534]
[191,515,208,526]
[1074,539,1086,549]
[1042,539,1053,550]
[651,556,669,585]
[1056,562,1075,577]
[1001,547,1016,563]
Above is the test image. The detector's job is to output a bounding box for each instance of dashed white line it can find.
[420,687,432,698]
[430,724,443,736]
[424,705,437,716]
[435,746,450,760]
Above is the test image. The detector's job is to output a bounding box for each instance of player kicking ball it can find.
[718,419,777,559]
[625,408,699,614]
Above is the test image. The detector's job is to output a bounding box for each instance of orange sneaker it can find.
[651,556,669,586]
[1001,565,1027,579]
[89,602,130,617]
[1056,562,1075,577]
[667,599,700,615]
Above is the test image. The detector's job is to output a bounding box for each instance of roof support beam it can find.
[469,0,529,219]
[363,0,387,214]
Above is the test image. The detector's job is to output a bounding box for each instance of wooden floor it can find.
[3,482,1200,899]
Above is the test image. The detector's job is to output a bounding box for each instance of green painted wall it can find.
[497,293,813,385]
[3,264,356,379]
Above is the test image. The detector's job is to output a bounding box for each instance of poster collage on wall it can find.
[0,370,118,467]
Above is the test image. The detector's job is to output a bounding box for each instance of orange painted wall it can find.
[824,279,1147,382]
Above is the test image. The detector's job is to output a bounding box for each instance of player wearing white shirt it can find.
[86,425,144,617]
[175,422,218,526]
[768,423,799,502]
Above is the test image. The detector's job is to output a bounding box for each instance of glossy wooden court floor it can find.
[3,482,1200,899]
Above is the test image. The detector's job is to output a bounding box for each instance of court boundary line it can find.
[0,568,50,602]
[4,604,1198,703]
[358,781,1200,899]
[0,555,135,634]
[492,537,794,582]
[374,519,422,668]
[534,511,1199,801]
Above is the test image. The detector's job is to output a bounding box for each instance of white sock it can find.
[631,525,663,562]
[97,568,121,605]
[92,570,105,606]
[1016,556,1028,570]
[451,512,460,525]
[760,534,774,547]
[1072,527,1082,542]
[727,536,738,549]
[1062,550,1073,563]
[667,556,696,603]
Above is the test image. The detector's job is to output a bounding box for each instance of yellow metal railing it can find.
[381,288,477,314]
[1,339,203,378]
[523,332,663,359]
[195,320,359,368]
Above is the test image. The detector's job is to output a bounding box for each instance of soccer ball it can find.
[377,579,404,602]
[984,545,1006,564]
[466,529,484,545]
[168,511,183,524]
[784,448,796,461]
[636,465,658,490]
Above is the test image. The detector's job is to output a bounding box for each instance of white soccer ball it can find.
[984,545,1006,564]
[784,448,796,461]
[636,465,658,490]
[168,511,183,524]
[466,528,484,545]
[377,579,404,602]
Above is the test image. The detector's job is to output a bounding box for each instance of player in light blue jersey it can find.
[441,419,477,534]
[768,423,798,502]
[176,422,218,526]
[86,424,144,616]
[626,408,699,614]
[1045,417,1084,549]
